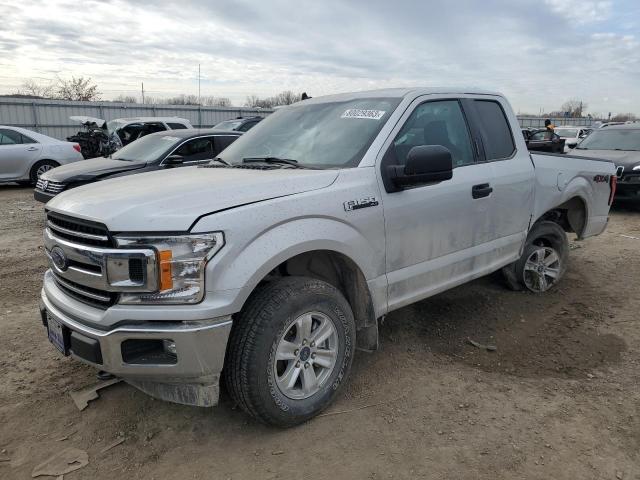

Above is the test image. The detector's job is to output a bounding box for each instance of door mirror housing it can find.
[164,154,184,165]
[387,145,453,189]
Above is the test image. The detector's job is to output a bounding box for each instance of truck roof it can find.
[301,87,502,104]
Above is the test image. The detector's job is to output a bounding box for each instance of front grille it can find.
[36,178,66,194]
[52,273,117,309]
[621,175,640,184]
[46,211,113,247]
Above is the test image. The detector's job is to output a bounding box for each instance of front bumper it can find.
[40,287,232,407]
[34,189,57,203]
[616,177,640,200]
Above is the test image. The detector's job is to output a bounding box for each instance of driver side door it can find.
[379,97,496,312]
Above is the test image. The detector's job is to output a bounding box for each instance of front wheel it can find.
[502,221,568,292]
[224,277,356,427]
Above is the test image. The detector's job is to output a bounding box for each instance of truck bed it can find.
[530,152,616,239]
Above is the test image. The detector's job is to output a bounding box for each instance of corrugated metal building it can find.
[0,97,273,139]
[0,97,597,140]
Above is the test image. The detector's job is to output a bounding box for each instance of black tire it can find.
[502,221,569,292]
[224,276,356,427]
[29,160,59,184]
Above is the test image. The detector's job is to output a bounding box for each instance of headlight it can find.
[116,232,224,304]
[633,165,640,171]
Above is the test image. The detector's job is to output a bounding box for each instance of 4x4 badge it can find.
[343,197,379,211]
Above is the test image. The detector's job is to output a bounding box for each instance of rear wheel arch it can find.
[29,159,60,183]
[535,195,587,239]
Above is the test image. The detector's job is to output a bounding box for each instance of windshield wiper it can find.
[242,157,306,168]
[210,157,231,166]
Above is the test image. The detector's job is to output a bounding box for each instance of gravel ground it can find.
[0,185,638,479]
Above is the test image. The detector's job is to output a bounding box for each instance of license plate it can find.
[47,314,67,355]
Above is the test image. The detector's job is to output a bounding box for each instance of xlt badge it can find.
[343,196,379,211]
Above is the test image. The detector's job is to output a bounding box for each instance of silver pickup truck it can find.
[39,88,616,426]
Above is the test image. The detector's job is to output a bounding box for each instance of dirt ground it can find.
[0,184,638,480]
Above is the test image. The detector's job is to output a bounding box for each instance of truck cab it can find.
[40,88,615,426]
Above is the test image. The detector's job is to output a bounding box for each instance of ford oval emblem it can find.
[50,246,68,271]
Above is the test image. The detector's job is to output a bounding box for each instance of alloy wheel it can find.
[523,246,561,292]
[273,311,338,400]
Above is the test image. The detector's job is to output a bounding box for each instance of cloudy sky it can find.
[0,0,638,115]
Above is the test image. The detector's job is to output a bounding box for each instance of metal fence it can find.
[0,97,273,140]
[517,116,595,129]
[0,97,597,140]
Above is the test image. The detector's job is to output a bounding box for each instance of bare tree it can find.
[113,94,138,103]
[560,99,588,118]
[273,90,299,106]
[55,76,101,101]
[165,94,200,105]
[203,96,232,107]
[611,113,637,122]
[245,90,303,109]
[13,79,56,98]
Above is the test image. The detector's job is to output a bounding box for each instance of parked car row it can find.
[34,129,242,202]
[0,114,263,187]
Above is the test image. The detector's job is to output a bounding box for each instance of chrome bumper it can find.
[40,288,232,407]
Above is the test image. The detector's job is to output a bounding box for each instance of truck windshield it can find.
[576,129,640,151]
[110,134,179,162]
[218,97,401,168]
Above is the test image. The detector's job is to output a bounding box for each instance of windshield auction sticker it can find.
[341,109,386,120]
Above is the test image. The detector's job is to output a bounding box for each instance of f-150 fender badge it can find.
[343,197,379,211]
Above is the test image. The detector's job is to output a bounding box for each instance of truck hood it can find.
[42,157,147,183]
[47,166,339,231]
[572,149,640,169]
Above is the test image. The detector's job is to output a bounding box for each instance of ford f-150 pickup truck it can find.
[39,88,616,427]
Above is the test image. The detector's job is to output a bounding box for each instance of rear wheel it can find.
[224,277,356,427]
[30,160,59,184]
[502,221,568,292]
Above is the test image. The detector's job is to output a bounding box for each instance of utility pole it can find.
[198,64,201,105]
[141,82,145,104]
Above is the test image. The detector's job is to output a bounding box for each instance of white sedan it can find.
[0,126,84,185]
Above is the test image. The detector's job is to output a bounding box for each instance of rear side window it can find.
[167,123,188,129]
[0,129,22,144]
[473,100,515,160]
[214,135,239,153]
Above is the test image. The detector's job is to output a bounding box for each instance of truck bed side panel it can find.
[531,153,615,238]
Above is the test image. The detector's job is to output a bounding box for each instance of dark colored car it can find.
[523,129,566,153]
[211,116,263,132]
[34,129,241,203]
[572,124,640,202]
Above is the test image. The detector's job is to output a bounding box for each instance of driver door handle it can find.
[26,146,38,151]
[472,183,493,199]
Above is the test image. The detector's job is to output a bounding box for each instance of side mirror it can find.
[387,145,453,189]
[164,154,184,165]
